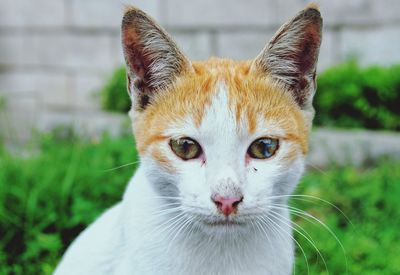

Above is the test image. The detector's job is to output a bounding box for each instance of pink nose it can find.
[212,195,243,216]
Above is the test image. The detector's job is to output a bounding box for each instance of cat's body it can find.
[55,4,322,275]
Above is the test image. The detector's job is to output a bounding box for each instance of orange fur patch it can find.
[132,58,311,167]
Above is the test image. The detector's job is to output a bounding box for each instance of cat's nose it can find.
[212,195,243,216]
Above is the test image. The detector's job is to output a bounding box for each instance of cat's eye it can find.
[169,137,203,160]
[247,138,279,159]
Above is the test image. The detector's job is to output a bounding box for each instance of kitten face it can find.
[133,60,309,234]
[122,5,322,235]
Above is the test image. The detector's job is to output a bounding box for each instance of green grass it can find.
[0,133,137,275]
[0,133,399,274]
[293,160,400,274]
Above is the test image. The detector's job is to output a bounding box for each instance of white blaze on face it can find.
[200,82,245,184]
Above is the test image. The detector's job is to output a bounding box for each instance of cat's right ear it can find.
[251,4,322,112]
[121,7,191,110]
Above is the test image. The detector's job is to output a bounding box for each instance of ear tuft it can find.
[253,6,322,110]
[306,2,320,11]
[121,7,190,110]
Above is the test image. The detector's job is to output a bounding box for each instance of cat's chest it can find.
[115,252,290,275]
[115,229,292,275]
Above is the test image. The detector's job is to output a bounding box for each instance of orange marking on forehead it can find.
[132,57,311,157]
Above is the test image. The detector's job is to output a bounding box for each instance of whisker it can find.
[306,162,328,175]
[148,212,186,237]
[267,194,353,227]
[156,215,188,243]
[147,196,182,200]
[166,215,193,252]
[102,161,140,172]
[148,206,183,217]
[257,215,309,275]
[181,216,198,248]
[270,203,348,273]
[267,210,329,275]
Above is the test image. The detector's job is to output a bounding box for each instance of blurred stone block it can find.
[37,110,76,132]
[308,129,400,168]
[317,30,337,71]
[216,31,272,60]
[370,0,400,22]
[48,34,115,72]
[340,26,400,66]
[0,33,116,72]
[172,32,212,60]
[0,71,71,107]
[0,0,66,27]
[164,0,278,27]
[36,110,127,139]
[320,0,372,25]
[0,96,38,142]
[71,73,105,111]
[72,111,128,138]
[70,0,162,28]
[110,33,125,67]
[0,35,25,65]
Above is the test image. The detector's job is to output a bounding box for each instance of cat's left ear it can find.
[252,4,322,111]
[121,7,191,110]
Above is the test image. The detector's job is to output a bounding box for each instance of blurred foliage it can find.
[100,66,131,113]
[293,158,400,274]
[0,133,399,274]
[100,62,400,131]
[0,132,137,275]
[314,62,400,131]
[0,96,6,111]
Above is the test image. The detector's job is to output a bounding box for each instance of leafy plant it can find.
[100,67,131,113]
[314,62,400,131]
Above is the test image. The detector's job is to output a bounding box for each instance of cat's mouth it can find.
[202,217,245,227]
[204,220,242,226]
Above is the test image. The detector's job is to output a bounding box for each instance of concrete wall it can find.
[1,0,400,142]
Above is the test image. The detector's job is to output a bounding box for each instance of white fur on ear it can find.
[253,5,322,110]
[121,7,191,110]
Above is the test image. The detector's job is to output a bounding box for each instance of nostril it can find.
[232,196,244,208]
[213,200,222,208]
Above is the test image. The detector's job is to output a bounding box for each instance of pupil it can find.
[261,142,267,155]
[183,141,188,152]
[260,140,270,156]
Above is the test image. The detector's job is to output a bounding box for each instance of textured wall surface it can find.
[1,0,400,141]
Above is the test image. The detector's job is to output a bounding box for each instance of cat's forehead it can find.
[192,59,305,137]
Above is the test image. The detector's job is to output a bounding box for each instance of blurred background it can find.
[0,0,399,274]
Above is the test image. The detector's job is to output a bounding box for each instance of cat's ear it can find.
[121,7,191,110]
[252,4,322,111]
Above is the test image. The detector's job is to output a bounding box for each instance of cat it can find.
[55,3,322,275]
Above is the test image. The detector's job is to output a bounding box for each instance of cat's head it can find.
[122,4,322,235]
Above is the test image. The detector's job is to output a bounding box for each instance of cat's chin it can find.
[194,216,253,237]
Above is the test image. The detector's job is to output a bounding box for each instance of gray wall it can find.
[1,0,400,142]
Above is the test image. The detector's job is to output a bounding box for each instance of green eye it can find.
[169,137,203,160]
[248,138,279,159]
